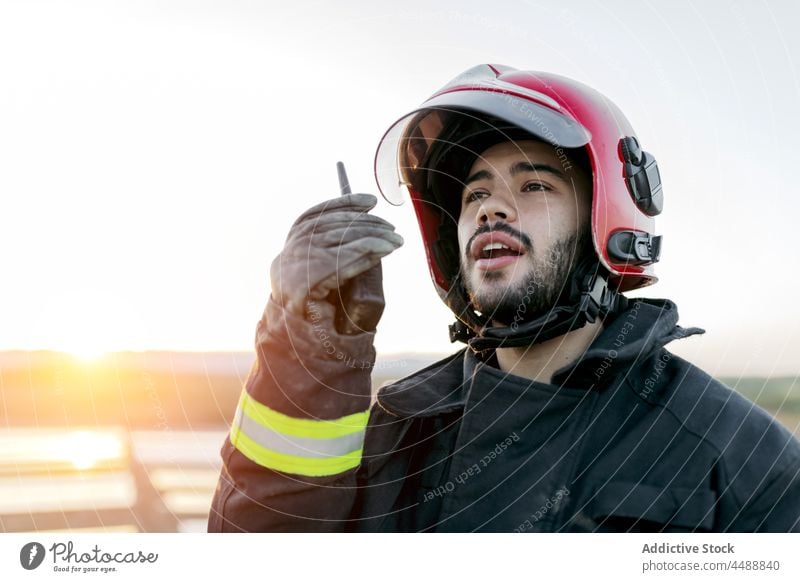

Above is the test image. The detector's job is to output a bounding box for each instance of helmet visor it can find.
[375,89,591,205]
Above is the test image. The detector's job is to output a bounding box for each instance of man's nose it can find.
[478,194,517,226]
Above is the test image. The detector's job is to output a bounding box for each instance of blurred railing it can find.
[0,428,226,533]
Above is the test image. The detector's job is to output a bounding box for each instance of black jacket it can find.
[209,297,800,532]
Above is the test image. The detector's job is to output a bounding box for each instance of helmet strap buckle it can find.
[449,320,474,343]
[579,267,620,324]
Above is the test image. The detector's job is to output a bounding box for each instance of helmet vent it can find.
[620,136,664,216]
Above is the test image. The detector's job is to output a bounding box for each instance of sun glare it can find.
[68,345,109,363]
[38,287,142,361]
[48,430,127,471]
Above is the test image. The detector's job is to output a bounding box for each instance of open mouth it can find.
[470,231,526,271]
[476,241,523,260]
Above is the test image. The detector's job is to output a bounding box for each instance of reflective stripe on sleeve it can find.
[229,390,370,477]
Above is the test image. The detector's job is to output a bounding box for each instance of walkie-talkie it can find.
[334,161,386,335]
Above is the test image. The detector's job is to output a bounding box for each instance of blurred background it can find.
[1,0,798,531]
[0,351,797,532]
[0,351,438,531]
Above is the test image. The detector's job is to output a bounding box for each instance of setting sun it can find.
[32,284,150,357]
[68,346,108,363]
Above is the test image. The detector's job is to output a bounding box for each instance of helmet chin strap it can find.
[449,260,625,354]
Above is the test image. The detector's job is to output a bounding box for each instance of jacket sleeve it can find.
[207,297,375,532]
[732,451,800,532]
[722,404,800,533]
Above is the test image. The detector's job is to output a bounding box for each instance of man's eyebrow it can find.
[464,169,492,187]
[463,162,567,188]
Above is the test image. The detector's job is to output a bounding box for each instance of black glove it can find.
[270,193,403,318]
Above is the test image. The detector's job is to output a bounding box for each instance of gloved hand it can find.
[270,193,403,318]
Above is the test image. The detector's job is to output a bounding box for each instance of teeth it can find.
[482,242,511,252]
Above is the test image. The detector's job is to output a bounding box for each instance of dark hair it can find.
[423,119,590,221]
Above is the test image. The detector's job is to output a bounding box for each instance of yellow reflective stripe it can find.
[230,424,363,477]
[238,390,369,439]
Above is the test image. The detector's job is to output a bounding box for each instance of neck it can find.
[494,319,603,383]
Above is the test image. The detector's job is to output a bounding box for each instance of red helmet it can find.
[375,64,663,310]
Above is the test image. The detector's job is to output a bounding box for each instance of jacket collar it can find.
[550,298,704,388]
[377,298,703,418]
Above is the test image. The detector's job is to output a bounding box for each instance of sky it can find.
[1,0,799,375]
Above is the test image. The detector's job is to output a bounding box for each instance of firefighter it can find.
[209,65,800,532]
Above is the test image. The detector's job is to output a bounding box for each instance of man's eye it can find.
[522,182,550,193]
[464,190,488,203]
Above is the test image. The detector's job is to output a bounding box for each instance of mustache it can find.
[465,222,533,258]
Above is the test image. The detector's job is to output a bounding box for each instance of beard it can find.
[460,227,588,326]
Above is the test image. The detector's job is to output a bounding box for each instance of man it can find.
[209,64,800,532]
